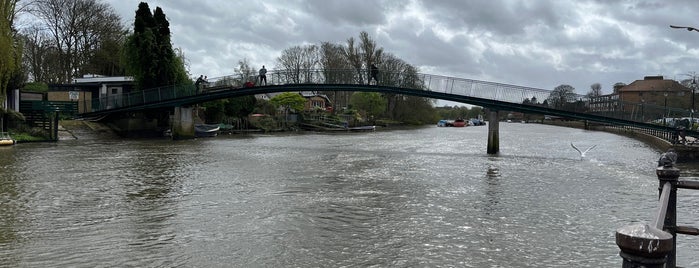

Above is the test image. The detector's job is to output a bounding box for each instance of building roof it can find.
[299,91,331,103]
[619,76,689,93]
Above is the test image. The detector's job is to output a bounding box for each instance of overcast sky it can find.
[103,0,699,98]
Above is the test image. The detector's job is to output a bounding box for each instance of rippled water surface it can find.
[0,123,697,267]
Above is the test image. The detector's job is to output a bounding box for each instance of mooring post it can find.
[616,151,680,268]
[487,110,499,154]
[616,223,673,268]
[656,165,679,268]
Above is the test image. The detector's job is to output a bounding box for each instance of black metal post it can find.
[657,166,679,268]
[616,155,679,268]
[616,221,673,268]
[664,93,668,126]
[692,79,696,130]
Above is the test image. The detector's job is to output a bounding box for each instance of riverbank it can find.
[54,119,698,161]
[57,120,120,140]
[539,120,670,150]
[538,120,699,162]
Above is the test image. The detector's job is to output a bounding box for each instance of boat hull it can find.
[195,124,220,137]
[0,132,15,146]
[0,139,15,146]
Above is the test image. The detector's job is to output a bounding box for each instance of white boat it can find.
[348,125,376,132]
[0,132,16,146]
[195,124,220,137]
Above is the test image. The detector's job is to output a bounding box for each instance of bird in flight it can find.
[571,143,596,159]
[670,25,699,32]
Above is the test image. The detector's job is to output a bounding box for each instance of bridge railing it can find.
[616,156,699,267]
[86,84,196,112]
[84,69,694,131]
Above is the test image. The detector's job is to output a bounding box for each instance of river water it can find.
[0,123,697,267]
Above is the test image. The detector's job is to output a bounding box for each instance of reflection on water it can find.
[0,124,697,267]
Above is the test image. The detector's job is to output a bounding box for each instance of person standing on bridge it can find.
[259,65,267,86]
[370,64,379,85]
[195,75,204,94]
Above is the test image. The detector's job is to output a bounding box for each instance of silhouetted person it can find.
[679,127,687,144]
[370,64,379,85]
[195,75,204,93]
[259,65,267,85]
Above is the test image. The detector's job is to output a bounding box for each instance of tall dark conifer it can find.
[125,2,188,90]
[153,7,176,86]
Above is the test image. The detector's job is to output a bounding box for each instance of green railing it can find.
[24,100,78,115]
[87,84,196,113]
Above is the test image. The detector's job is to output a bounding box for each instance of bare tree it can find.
[27,0,126,82]
[547,84,577,108]
[235,58,256,84]
[587,82,602,97]
[358,31,383,84]
[276,44,319,83]
[21,25,62,83]
[319,41,351,109]
[379,53,430,118]
[344,37,363,83]
[319,42,348,73]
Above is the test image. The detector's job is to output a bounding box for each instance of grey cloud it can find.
[98,0,699,97]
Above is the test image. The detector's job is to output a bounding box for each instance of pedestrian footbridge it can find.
[75,69,694,151]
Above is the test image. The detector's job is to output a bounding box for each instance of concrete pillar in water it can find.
[172,106,195,140]
[487,110,499,154]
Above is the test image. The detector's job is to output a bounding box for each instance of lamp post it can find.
[664,91,669,126]
[669,25,699,128]
[641,99,645,122]
[692,79,696,130]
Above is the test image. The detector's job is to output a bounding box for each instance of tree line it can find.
[0,0,478,128]
[218,31,443,125]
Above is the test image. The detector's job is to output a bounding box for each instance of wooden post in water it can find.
[487,110,499,154]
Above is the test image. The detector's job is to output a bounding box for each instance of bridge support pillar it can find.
[172,106,195,140]
[487,110,499,154]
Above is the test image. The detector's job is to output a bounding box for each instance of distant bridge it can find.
[75,69,696,149]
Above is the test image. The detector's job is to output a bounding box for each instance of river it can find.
[0,123,697,267]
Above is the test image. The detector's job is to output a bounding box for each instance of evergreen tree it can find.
[125,2,188,90]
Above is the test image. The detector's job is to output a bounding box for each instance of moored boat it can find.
[0,132,16,146]
[348,125,376,132]
[195,124,220,137]
[453,119,466,127]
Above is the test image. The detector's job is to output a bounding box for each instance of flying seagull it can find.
[571,143,596,159]
[670,25,699,32]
